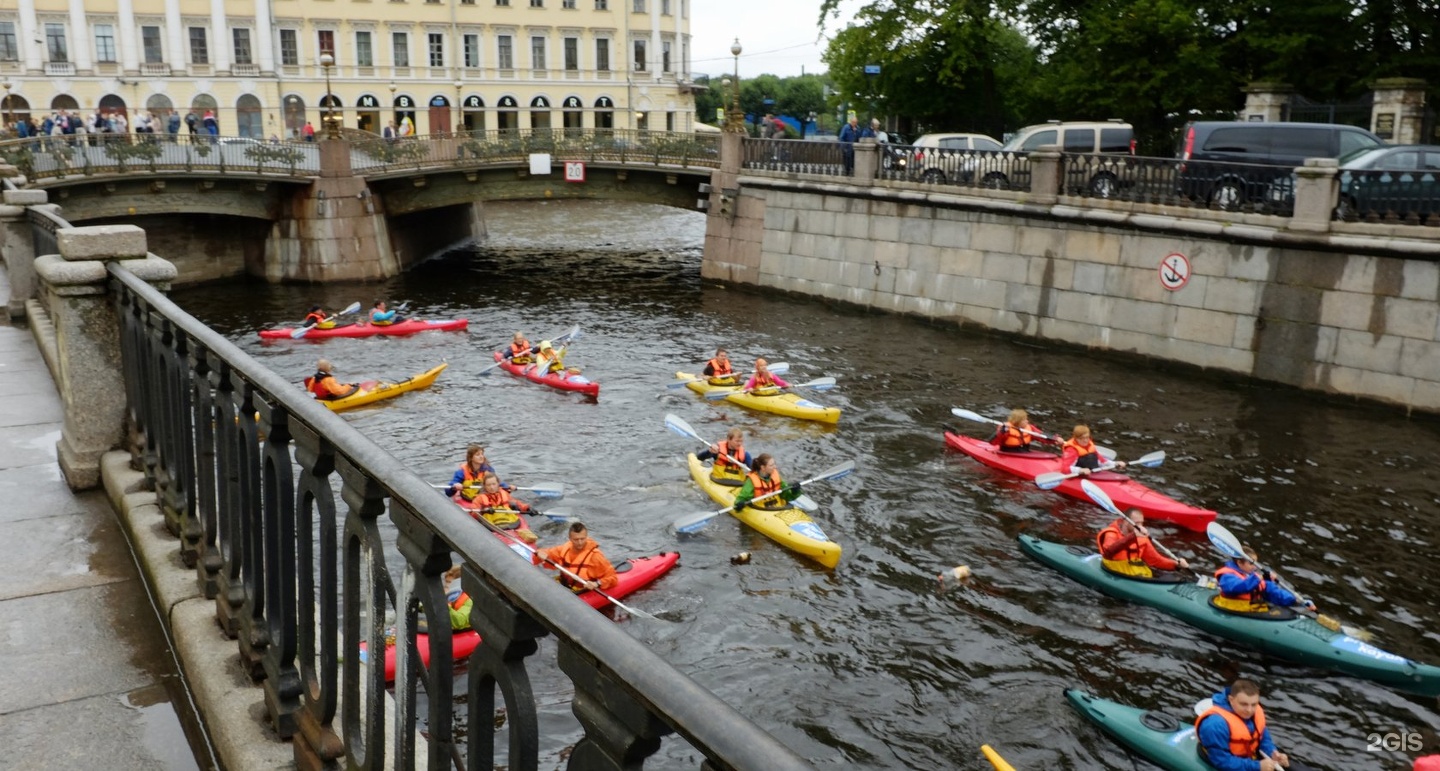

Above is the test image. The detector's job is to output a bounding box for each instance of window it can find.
[317,30,334,56]
[279,29,298,66]
[428,33,444,67]
[595,38,609,70]
[355,31,373,66]
[497,35,513,69]
[0,22,16,61]
[463,34,479,67]
[595,0,608,7]
[531,36,545,69]
[1061,128,1094,152]
[94,24,116,63]
[188,27,208,64]
[232,29,252,65]
[392,32,409,67]
[632,39,645,71]
[496,0,509,5]
[563,37,578,70]
[633,0,645,11]
[1339,128,1382,156]
[530,0,543,6]
[662,0,670,13]
[46,23,68,63]
[1018,129,1057,151]
[563,0,576,7]
[662,40,670,72]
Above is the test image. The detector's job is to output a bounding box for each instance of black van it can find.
[1175,121,1384,210]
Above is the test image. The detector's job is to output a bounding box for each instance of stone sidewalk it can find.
[0,322,209,770]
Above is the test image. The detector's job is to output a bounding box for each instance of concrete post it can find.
[32,224,177,489]
[1287,158,1338,233]
[1026,145,1063,205]
[1370,77,1429,144]
[854,139,879,185]
[1242,82,1295,122]
[1,189,51,320]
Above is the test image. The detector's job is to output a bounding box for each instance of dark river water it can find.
[172,200,1440,770]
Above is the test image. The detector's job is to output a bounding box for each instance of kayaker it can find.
[697,427,752,486]
[1214,547,1315,615]
[529,340,580,376]
[1097,508,1188,578]
[369,300,403,326]
[732,453,803,511]
[443,565,473,630]
[505,332,535,365]
[991,409,1051,453]
[742,358,790,393]
[304,359,360,400]
[1061,424,1126,475]
[455,473,530,528]
[703,347,737,386]
[302,305,337,330]
[443,444,511,497]
[536,522,618,592]
[1195,678,1295,771]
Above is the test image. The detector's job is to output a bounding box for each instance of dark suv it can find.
[1176,121,1384,210]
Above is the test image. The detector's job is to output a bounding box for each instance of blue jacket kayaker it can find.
[1214,547,1313,614]
[443,444,510,497]
[1195,680,1292,771]
[370,300,402,326]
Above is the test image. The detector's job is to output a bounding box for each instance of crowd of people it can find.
[3,108,223,144]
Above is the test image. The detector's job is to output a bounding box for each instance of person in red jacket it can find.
[536,522,617,592]
[1097,508,1188,578]
[304,359,359,400]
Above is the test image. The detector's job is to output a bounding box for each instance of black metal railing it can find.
[741,137,848,177]
[350,128,721,176]
[0,134,319,181]
[874,144,1036,192]
[1064,154,1297,217]
[100,258,811,770]
[1335,169,1440,226]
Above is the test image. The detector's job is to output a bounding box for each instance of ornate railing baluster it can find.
[233,381,271,678]
[340,456,394,770]
[464,562,545,771]
[559,641,672,769]
[211,362,247,632]
[190,346,222,597]
[259,401,302,738]
[392,502,458,770]
[292,420,345,770]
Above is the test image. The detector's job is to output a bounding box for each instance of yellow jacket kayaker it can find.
[304,359,360,400]
[443,566,473,630]
[731,454,803,511]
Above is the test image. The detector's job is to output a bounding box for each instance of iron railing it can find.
[1064,154,1298,217]
[0,134,319,180]
[875,144,1036,193]
[1335,169,1440,226]
[96,259,810,769]
[741,138,847,178]
[350,128,721,175]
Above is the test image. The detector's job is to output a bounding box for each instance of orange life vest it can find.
[1096,521,1144,561]
[304,311,326,326]
[714,440,745,471]
[1195,703,1266,761]
[548,542,604,591]
[469,489,516,511]
[449,592,470,611]
[753,371,777,388]
[305,372,340,399]
[458,463,488,485]
[1064,438,1098,459]
[708,358,733,377]
[998,424,1030,450]
[746,470,785,508]
[1214,564,1267,604]
[510,341,533,363]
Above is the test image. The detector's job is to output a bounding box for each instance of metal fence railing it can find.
[350,128,721,175]
[1064,154,1298,217]
[874,144,1036,193]
[740,137,848,177]
[1335,169,1440,226]
[0,134,319,180]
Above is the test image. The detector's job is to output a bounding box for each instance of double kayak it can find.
[1020,535,1440,697]
[1065,690,1211,771]
[368,552,680,681]
[686,453,841,568]
[260,318,468,339]
[676,372,841,424]
[494,352,600,398]
[316,363,446,412]
[944,431,1216,531]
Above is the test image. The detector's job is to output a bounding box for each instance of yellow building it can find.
[0,0,698,138]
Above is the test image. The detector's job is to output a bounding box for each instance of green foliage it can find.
[243,143,305,170]
[104,140,163,169]
[359,138,432,165]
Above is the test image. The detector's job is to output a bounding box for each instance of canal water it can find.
[173,200,1440,770]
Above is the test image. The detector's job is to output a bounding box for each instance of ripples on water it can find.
[176,200,1440,769]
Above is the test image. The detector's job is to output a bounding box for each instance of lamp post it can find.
[1,81,11,133]
[723,38,743,134]
[453,79,463,135]
[388,81,397,134]
[286,95,298,139]
[319,52,339,139]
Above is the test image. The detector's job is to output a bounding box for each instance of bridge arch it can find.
[99,94,127,119]
[51,94,80,112]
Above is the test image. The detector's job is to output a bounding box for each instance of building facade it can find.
[0,0,697,138]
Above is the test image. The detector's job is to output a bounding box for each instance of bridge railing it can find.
[0,134,320,181]
[1063,154,1298,216]
[349,128,721,175]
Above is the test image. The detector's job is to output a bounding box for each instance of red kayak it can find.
[492,351,600,398]
[366,552,680,681]
[943,431,1217,531]
[259,318,468,339]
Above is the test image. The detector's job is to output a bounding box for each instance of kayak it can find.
[1020,534,1440,697]
[494,352,600,398]
[687,453,841,569]
[1065,689,1210,771]
[260,318,468,339]
[676,372,841,424]
[944,431,1216,531]
[367,552,680,681]
[316,363,446,412]
[980,744,1017,771]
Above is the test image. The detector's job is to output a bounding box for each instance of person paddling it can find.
[742,358,790,393]
[1097,507,1188,578]
[302,305,337,330]
[1213,546,1314,615]
[991,409,1052,453]
[697,427,752,486]
[304,359,360,400]
[443,444,511,497]
[504,332,535,365]
[1061,424,1125,475]
[369,300,403,326]
[454,473,530,528]
[703,347,737,386]
[536,522,618,593]
[1196,678,1303,771]
[731,453,803,511]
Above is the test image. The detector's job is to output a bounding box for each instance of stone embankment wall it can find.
[703,179,1440,413]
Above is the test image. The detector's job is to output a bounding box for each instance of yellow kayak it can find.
[317,363,447,412]
[686,453,841,568]
[981,745,1016,771]
[676,372,841,424]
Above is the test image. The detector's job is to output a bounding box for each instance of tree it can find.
[691,75,726,127]
[776,76,828,129]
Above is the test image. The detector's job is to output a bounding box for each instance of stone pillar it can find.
[1242,82,1295,122]
[854,138,879,185]
[1370,77,1429,144]
[1,188,50,320]
[1288,158,1338,233]
[32,225,177,490]
[1026,145,1062,205]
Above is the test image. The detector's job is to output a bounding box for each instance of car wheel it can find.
[921,168,946,184]
[1334,194,1358,221]
[1209,180,1244,211]
[1088,172,1118,199]
[981,172,1010,190]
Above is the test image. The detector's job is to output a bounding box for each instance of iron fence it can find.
[1064,153,1297,216]
[0,134,320,181]
[1335,169,1440,226]
[741,138,847,177]
[352,128,721,175]
[876,144,1035,193]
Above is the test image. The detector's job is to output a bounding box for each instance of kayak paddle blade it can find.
[950,407,994,425]
[664,414,702,442]
[704,389,737,401]
[767,362,790,375]
[1193,698,1214,716]
[338,301,362,316]
[537,507,574,523]
[1033,471,1067,490]
[1135,450,1166,468]
[1206,522,1245,560]
[798,377,837,390]
[1080,479,1122,516]
[793,494,819,513]
[673,509,722,534]
[518,482,565,498]
[290,326,312,339]
[1097,445,1118,461]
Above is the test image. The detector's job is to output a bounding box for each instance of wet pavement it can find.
[0,323,205,770]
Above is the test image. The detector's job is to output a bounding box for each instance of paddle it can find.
[1034,451,1166,490]
[431,481,565,498]
[668,362,790,389]
[1205,522,1372,640]
[662,413,819,513]
[479,324,583,376]
[672,459,856,534]
[949,407,1117,461]
[291,301,362,338]
[1081,479,1188,568]
[704,376,837,401]
[468,508,656,619]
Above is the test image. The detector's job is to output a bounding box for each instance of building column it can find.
[255,0,275,74]
[165,0,185,76]
[117,0,140,74]
[1242,82,1294,122]
[18,0,43,73]
[1370,77,1429,144]
[67,0,94,73]
[209,0,229,74]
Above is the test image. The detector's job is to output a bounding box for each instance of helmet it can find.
[539,340,553,351]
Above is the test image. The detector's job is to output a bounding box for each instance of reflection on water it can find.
[172,200,1440,769]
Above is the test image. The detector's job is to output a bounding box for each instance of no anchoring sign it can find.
[1159,253,1191,291]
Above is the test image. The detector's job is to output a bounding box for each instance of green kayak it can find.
[1019,535,1440,698]
[1065,689,1209,771]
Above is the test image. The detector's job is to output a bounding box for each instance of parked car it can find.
[961,120,1134,193]
[907,133,1003,183]
[1175,121,1383,210]
[1332,144,1440,221]
[879,131,909,173]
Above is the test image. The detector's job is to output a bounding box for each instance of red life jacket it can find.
[708,358,733,376]
[305,371,337,399]
[1096,521,1143,561]
[510,341,532,362]
[304,311,326,326]
[449,592,470,611]
[753,371,777,388]
[998,424,1030,449]
[1214,564,1267,603]
[746,470,784,507]
[549,542,602,591]
[1195,703,1266,761]
[714,440,745,470]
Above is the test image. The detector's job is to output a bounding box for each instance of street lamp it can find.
[319,52,339,139]
[453,79,463,134]
[724,38,743,134]
[1,81,11,132]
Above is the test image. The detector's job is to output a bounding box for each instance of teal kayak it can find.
[1019,535,1440,698]
[1065,689,1209,771]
